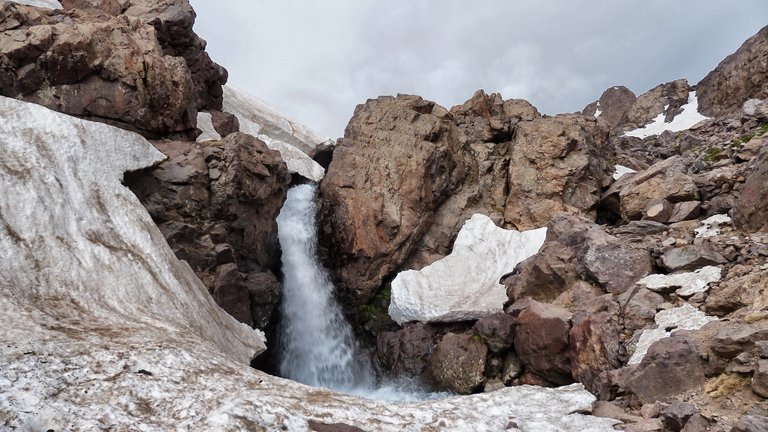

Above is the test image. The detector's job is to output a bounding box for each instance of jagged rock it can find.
[569,304,622,399]
[623,79,691,130]
[662,401,697,432]
[428,332,487,394]
[504,114,610,229]
[752,360,768,398]
[660,245,727,272]
[389,214,545,324]
[582,85,637,128]
[222,85,328,181]
[624,333,711,403]
[732,411,768,432]
[374,322,438,379]
[474,313,516,353]
[126,133,291,328]
[620,287,665,331]
[501,352,523,384]
[451,89,540,144]
[512,299,573,385]
[0,0,217,137]
[210,109,239,137]
[705,265,768,316]
[505,214,652,302]
[710,321,768,359]
[602,156,699,221]
[697,25,768,117]
[318,95,465,305]
[680,414,709,432]
[733,145,768,232]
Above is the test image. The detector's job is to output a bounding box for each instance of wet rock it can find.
[697,24,768,117]
[512,299,573,385]
[661,245,727,272]
[318,95,464,305]
[474,313,516,353]
[504,114,610,229]
[428,332,487,394]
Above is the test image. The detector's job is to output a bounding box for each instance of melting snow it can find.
[695,214,732,238]
[196,112,222,142]
[389,214,547,324]
[638,266,721,297]
[613,164,636,180]
[624,92,709,139]
[6,0,61,9]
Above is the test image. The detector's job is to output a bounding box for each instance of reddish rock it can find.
[318,95,465,305]
[210,109,240,137]
[512,300,573,385]
[623,79,691,130]
[428,332,487,394]
[473,312,516,353]
[375,322,438,379]
[582,85,637,128]
[569,307,622,399]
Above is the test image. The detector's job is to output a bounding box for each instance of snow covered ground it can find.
[624,91,709,138]
[6,0,61,9]
[222,85,329,182]
[0,96,618,431]
[389,214,547,324]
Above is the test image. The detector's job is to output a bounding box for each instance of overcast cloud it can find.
[190,1,768,139]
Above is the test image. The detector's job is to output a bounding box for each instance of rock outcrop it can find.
[697,24,768,117]
[733,144,768,232]
[126,133,291,329]
[318,95,465,304]
[583,85,637,128]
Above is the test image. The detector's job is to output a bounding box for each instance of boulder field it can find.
[3,0,768,430]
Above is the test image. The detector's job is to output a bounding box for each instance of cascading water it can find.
[276,184,443,402]
[276,184,374,392]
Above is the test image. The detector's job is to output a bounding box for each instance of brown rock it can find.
[569,307,622,399]
[0,1,209,137]
[622,418,664,432]
[318,95,465,305]
[450,89,539,144]
[473,313,516,353]
[210,109,240,137]
[582,85,637,128]
[731,411,768,432]
[375,322,438,379]
[513,300,573,385]
[752,360,768,398]
[663,401,697,432]
[428,332,487,394]
[680,414,709,432]
[620,287,664,331]
[624,334,710,403]
[623,79,691,130]
[592,400,643,423]
[603,156,699,221]
[643,199,673,223]
[126,133,291,328]
[667,201,701,223]
[733,145,768,232]
[308,420,367,432]
[711,321,768,359]
[697,25,768,117]
[660,244,727,272]
[500,352,523,384]
[504,114,610,230]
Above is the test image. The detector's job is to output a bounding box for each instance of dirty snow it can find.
[0,96,618,431]
[389,214,547,324]
[6,0,61,9]
[628,304,718,365]
[695,214,732,238]
[624,92,709,138]
[196,112,222,142]
[638,266,721,297]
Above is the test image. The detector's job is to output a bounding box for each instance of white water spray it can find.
[276,184,445,402]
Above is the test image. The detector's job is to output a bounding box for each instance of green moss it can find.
[702,146,722,162]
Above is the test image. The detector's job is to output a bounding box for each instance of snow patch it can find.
[613,164,636,180]
[223,85,328,182]
[695,214,731,238]
[389,214,547,324]
[624,92,709,139]
[6,0,61,9]
[196,112,222,142]
[628,304,718,365]
[638,266,721,297]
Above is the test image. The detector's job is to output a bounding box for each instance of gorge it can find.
[2,1,768,431]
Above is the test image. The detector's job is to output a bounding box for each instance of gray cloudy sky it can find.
[190,1,768,139]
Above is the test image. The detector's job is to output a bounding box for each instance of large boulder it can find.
[582,85,637,128]
[697,25,768,117]
[733,145,768,232]
[318,95,465,305]
[374,322,438,380]
[622,79,691,130]
[512,299,573,385]
[428,332,488,394]
[504,114,611,230]
[0,0,220,137]
[126,133,291,328]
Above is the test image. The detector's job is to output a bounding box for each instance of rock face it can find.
[582,85,637,128]
[388,214,546,324]
[623,79,692,130]
[697,25,768,117]
[0,0,224,137]
[733,145,768,232]
[0,95,265,363]
[318,95,465,304]
[126,133,291,329]
[504,114,610,230]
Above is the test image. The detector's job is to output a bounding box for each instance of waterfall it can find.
[276,184,445,401]
[277,184,375,391]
